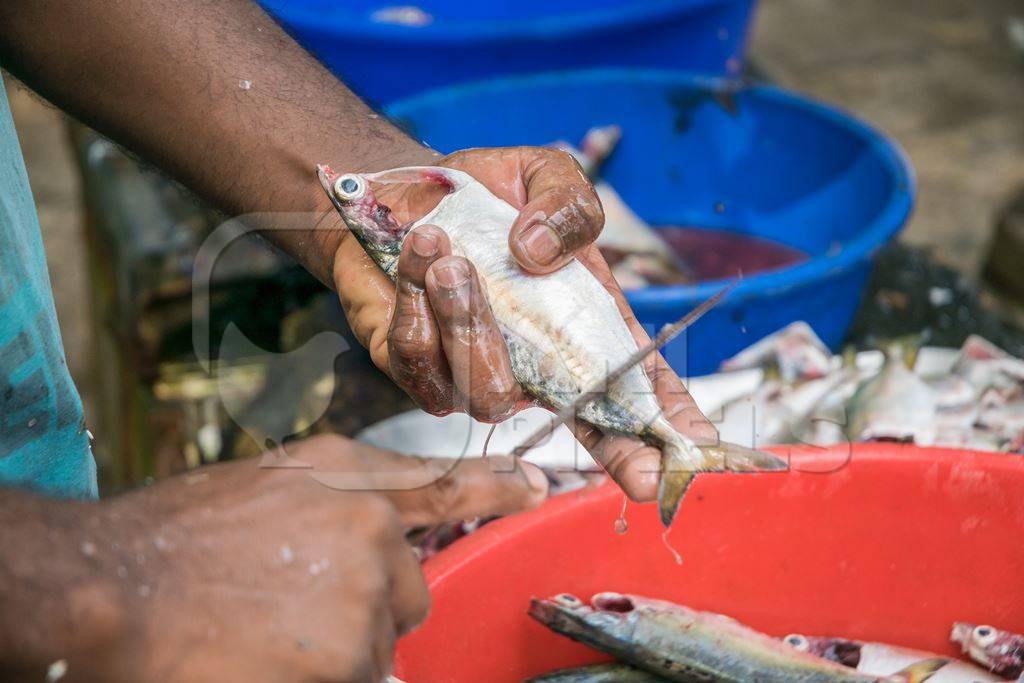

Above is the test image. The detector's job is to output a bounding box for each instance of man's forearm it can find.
[0,0,434,284]
[0,491,132,679]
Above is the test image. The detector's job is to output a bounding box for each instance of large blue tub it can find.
[259,0,756,103]
[388,70,915,376]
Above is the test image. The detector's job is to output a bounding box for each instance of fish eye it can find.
[554,594,581,607]
[784,634,809,651]
[334,174,365,201]
[973,625,997,646]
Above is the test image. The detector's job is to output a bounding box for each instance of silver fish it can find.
[528,593,947,683]
[720,321,835,383]
[318,164,786,525]
[950,622,1024,679]
[846,344,937,443]
[784,634,1000,682]
[526,663,668,682]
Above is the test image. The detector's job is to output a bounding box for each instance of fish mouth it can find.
[528,593,589,625]
[949,622,974,649]
[529,592,637,627]
[316,164,347,214]
[528,593,593,630]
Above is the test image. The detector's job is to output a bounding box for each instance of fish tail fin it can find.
[656,436,788,527]
[656,436,707,527]
[708,442,790,473]
[893,658,949,683]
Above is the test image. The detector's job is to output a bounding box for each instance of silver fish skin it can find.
[846,344,937,443]
[526,663,668,682]
[784,634,1000,682]
[950,622,1024,679]
[318,164,786,525]
[528,593,947,683]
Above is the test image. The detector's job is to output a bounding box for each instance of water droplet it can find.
[46,659,68,682]
[740,325,748,333]
[238,79,252,91]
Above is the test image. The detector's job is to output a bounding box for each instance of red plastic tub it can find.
[395,445,1024,681]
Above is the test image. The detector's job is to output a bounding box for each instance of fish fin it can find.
[704,442,790,473]
[364,165,473,191]
[893,658,949,683]
[657,441,787,527]
[656,440,702,527]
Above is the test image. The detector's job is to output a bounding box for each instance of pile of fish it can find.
[527,592,1024,682]
[713,322,1024,453]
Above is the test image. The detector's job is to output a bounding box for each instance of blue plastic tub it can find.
[258,0,756,103]
[388,70,915,376]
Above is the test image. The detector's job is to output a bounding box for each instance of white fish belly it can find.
[412,180,668,435]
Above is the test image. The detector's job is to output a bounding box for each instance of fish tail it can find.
[655,429,788,527]
[656,435,706,527]
[707,441,790,473]
[892,657,949,683]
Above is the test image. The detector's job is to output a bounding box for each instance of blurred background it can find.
[6,0,1024,492]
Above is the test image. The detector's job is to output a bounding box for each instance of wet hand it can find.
[568,245,719,502]
[329,147,716,502]
[332,147,604,421]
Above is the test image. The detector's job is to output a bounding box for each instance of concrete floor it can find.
[7,0,1024,411]
[753,0,1024,276]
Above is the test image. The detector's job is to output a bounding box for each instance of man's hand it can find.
[0,436,548,682]
[0,0,713,504]
[331,147,602,421]
[329,147,716,503]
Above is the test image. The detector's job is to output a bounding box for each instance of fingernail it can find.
[433,261,470,290]
[518,223,563,267]
[522,463,550,498]
[411,230,439,258]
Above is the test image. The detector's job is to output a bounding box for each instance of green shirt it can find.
[0,75,96,499]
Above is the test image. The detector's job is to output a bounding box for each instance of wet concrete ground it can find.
[6,0,1024,412]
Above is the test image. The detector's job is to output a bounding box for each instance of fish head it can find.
[317,164,405,275]
[783,634,862,668]
[528,592,654,647]
[951,622,1024,676]
[529,592,630,629]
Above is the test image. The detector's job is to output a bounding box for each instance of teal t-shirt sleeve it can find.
[0,76,97,499]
